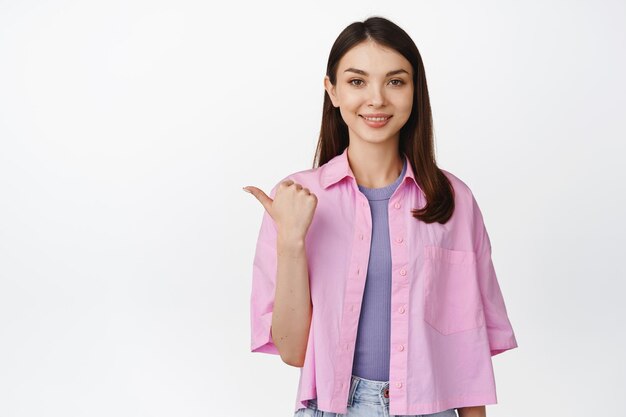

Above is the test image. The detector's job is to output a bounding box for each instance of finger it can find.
[243,186,273,213]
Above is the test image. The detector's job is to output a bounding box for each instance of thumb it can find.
[243,186,273,214]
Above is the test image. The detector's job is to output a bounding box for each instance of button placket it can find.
[336,195,372,400]
[388,195,409,404]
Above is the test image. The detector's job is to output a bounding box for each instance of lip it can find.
[360,114,392,128]
[360,113,392,118]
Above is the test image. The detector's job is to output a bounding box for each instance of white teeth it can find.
[363,116,389,121]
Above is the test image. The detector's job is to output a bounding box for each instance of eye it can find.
[348,78,405,87]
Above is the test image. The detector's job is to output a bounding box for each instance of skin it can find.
[244,39,486,416]
[457,407,487,417]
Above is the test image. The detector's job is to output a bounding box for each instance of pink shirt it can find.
[249,148,518,415]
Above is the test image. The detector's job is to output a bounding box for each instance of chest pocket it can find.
[423,245,484,335]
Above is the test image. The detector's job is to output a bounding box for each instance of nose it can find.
[368,84,385,107]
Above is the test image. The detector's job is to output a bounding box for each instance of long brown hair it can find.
[312,16,454,224]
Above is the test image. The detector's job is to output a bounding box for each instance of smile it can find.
[360,114,392,128]
[360,115,391,121]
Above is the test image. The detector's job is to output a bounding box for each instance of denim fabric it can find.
[294,374,458,417]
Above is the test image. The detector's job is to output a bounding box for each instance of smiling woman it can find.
[324,43,414,149]
[245,15,517,417]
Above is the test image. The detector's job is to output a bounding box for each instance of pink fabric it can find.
[249,148,518,415]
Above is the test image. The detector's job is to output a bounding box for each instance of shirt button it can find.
[359,233,364,240]
[399,306,405,314]
[357,268,361,275]
[399,268,407,276]
[398,344,405,351]
[395,236,403,243]
[396,382,403,388]
[394,202,401,209]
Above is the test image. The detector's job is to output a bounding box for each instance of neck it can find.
[347,144,404,189]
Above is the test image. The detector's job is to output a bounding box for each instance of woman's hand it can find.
[243,180,318,241]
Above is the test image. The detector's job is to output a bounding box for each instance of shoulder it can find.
[439,168,474,201]
[268,166,324,197]
[285,166,323,185]
[439,168,486,225]
[440,168,493,252]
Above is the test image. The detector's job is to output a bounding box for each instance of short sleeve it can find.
[471,192,519,356]
[249,182,281,355]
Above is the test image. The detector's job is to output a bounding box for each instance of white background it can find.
[1,1,625,416]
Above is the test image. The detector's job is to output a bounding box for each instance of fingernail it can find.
[242,187,251,193]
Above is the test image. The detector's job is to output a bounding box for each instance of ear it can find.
[323,75,339,108]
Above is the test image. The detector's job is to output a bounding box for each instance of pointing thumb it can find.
[243,186,273,214]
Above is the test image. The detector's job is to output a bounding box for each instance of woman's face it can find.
[324,40,414,147]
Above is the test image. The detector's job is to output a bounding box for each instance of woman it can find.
[244,16,518,417]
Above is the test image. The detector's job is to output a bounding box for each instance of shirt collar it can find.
[320,147,423,194]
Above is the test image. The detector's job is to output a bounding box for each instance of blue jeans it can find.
[294,374,458,417]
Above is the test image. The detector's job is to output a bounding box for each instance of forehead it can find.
[337,41,412,75]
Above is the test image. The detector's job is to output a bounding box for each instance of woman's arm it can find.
[270,233,313,367]
[457,406,486,417]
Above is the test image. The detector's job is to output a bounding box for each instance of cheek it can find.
[398,100,413,117]
[340,95,362,112]
[339,107,360,125]
[399,90,414,111]
[339,106,363,123]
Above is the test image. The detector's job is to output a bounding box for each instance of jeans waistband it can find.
[306,374,391,410]
[347,374,390,407]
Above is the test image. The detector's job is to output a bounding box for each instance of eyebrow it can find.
[343,67,410,77]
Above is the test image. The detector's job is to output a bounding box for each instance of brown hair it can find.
[313,16,454,224]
